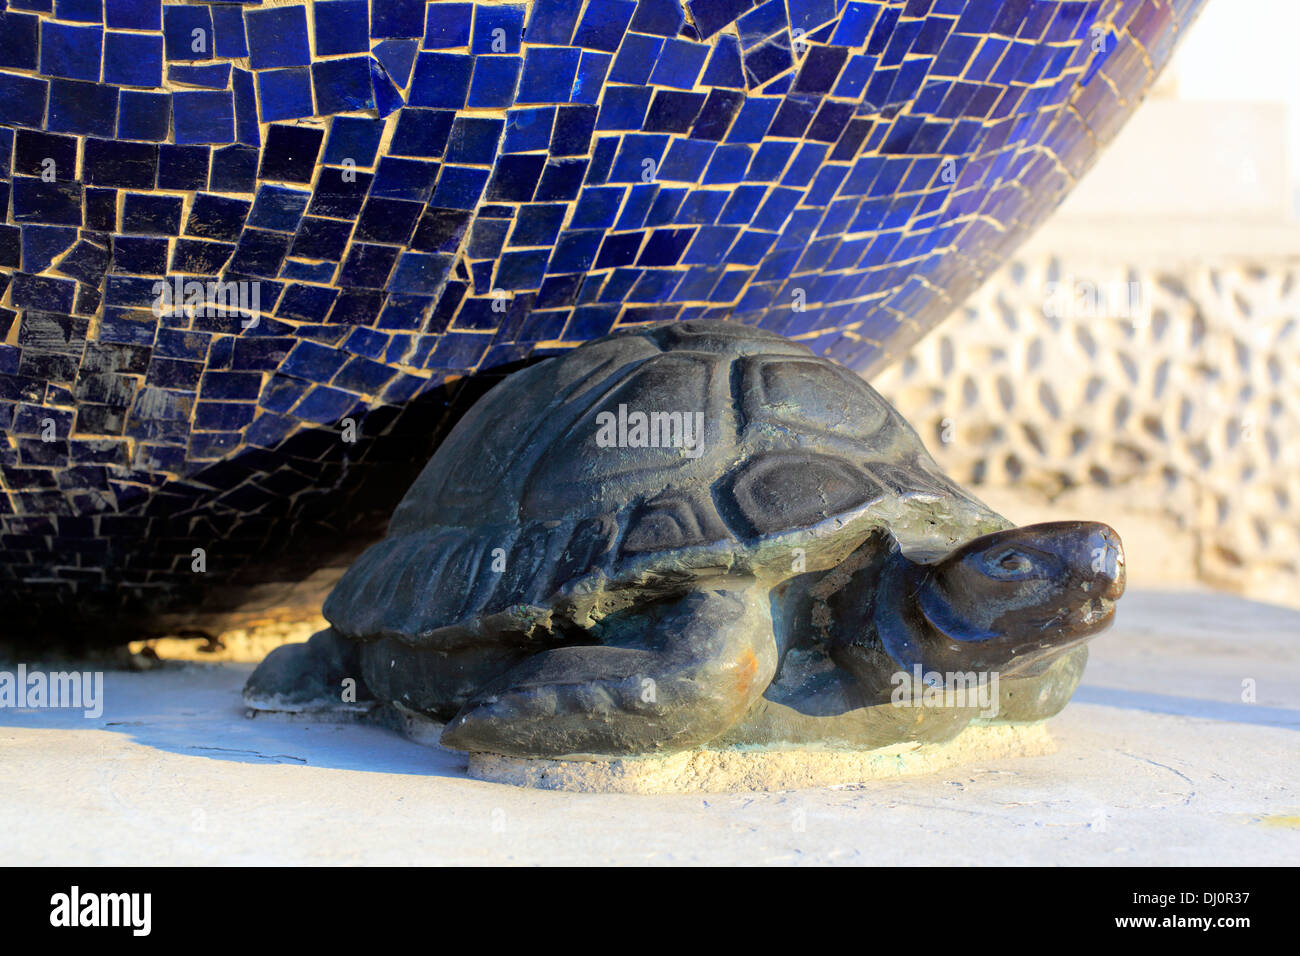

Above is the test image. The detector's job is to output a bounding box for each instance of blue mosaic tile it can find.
[0,0,1205,631]
[315,0,370,55]
[245,6,312,70]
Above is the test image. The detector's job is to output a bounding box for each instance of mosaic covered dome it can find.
[0,0,1202,639]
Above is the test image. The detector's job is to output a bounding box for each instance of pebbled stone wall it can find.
[875,252,1300,608]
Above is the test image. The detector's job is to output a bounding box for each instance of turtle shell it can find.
[324,321,1009,647]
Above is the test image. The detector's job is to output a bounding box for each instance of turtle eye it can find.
[988,549,1034,577]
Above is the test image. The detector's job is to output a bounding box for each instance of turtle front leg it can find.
[243,627,375,713]
[440,587,778,759]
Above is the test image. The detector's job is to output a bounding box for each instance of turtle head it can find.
[912,521,1125,676]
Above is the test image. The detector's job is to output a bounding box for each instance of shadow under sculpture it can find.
[244,321,1126,759]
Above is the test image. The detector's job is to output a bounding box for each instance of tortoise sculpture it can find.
[244,320,1126,758]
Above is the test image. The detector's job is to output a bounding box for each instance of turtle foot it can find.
[243,627,375,714]
[441,588,777,759]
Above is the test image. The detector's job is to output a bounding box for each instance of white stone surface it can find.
[1,590,1296,865]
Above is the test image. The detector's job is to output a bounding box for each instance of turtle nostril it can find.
[1103,549,1126,598]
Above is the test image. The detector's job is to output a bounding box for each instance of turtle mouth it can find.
[1070,595,1117,632]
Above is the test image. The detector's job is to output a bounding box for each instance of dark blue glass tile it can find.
[40,21,102,82]
[467,258,493,294]
[495,249,549,289]
[707,143,759,182]
[83,186,117,231]
[806,99,854,141]
[384,108,452,158]
[779,141,827,186]
[184,193,248,238]
[388,251,453,294]
[229,229,292,278]
[566,185,620,228]
[649,39,710,89]
[0,13,40,71]
[277,286,339,323]
[676,188,728,223]
[104,0,159,30]
[517,47,581,104]
[830,1,879,45]
[593,231,642,269]
[686,0,753,39]
[768,94,815,138]
[258,124,324,183]
[249,185,311,232]
[116,90,169,141]
[608,132,667,181]
[743,34,793,86]
[412,207,473,253]
[630,0,685,37]
[355,197,422,244]
[373,38,419,87]
[312,56,376,113]
[163,4,214,61]
[549,104,596,155]
[445,116,502,164]
[12,274,77,313]
[172,90,234,145]
[584,135,618,183]
[689,88,744,140]
[337,244,397,287]
[233,68,259,146]
[610,33,664,84]
[371,156,439,201]
[332,355,396,393]
[700,33,745,88]
[246,6,311,69]
[370,58,406,117]
[212,5,249,58]
[121,193,182,235]
[327,287,382,325]
[429,165,488,208]
[717,183,766,223]
[376,295,434,331]
[794,44,848,93]
[422,2,472,47]
[502,107,554,153]
[168,63,232,90]
[307,168,373,218]
[280,259,337,283]
[323,115,386,165]
[595,85,652,130]
[209,144,259,192]
[485,153,545,202]
[289,216,353,260]
[13,130,76,178]
[56,239,110,285]
[547,229,601,271]
[0,225,19,268]
[468,55,522,108]
[527,0,582,44]
[508,204,565,247]
[157,145,208,190]
[472,4,525,54]
[170,238,234,275]
[728,229,776,264]
[22,225,78,272]
[571,51,611,103]
[573,0,636,51]
[110,234,167,273]
[724,96,779,141]
[370,0,424,38]
[315,0,370,55]
[833,53,874,97]
[83,138,156,188]
[409,53,473,108]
